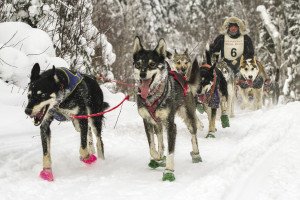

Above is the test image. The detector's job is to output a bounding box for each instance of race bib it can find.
[224,35,244,60]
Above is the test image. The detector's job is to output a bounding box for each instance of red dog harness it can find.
[141,70,188,122]
[198,64,217,104]
[169,70,188,96]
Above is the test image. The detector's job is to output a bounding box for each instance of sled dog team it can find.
[24,17,277,182]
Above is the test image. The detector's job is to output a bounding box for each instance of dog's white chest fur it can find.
[138,107,170,124]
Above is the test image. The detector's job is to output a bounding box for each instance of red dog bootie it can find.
[81,154,97,164]
[40,168,54,181]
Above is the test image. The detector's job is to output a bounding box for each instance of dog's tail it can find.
[188,59,200,84]
[187,59,201,96]
[102,102,110,111]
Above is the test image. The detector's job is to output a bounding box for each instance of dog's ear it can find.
[52,66,60,83]
[133,36,143,55]
[192,59,200,71]
[166,51,172,59]
[192,59,199,70]
[188,59,200,84]
[155,38,166,57]
[205,50,212,66]
[184,48,188,55]
[30,63,40,81]
[240,55,244,66]
[253,56,257,66]
[52,66,56,75]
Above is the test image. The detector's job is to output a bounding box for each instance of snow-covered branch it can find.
[257,5,282,67]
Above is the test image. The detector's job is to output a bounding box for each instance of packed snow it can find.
[0,80,299,200]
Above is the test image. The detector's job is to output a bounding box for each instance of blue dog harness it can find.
[49,68,83,122]
[58,68,83,92]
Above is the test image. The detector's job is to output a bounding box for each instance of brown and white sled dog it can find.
[172,49,192,75]
[170,49,199,95]
[237,56,266,110]
[217,59,235,117]
[132,36,203,181]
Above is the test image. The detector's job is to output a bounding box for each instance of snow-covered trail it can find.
[0,83,299,200]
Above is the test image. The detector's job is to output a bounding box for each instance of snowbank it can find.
[0,22,69,88]
[0,22,55,57]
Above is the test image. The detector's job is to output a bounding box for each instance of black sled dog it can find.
[25,63,109,181]
[194,51,229,138]
[132,36,203,182]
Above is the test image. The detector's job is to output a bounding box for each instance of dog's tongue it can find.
[139,79,152,99]
[247,79,253,86]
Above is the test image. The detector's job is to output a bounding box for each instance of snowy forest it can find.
[0,0,299,102]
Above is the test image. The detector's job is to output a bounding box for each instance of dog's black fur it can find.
[194,51,228,137]
[133,36,203,181]
[25,63,108,178]
[264,67,280,106]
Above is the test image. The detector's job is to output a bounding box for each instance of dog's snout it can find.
[140,72,146,79]
[248,75,253,79]
[25,108,32,115]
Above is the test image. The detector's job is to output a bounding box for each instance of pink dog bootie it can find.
[40,168,54,181]
[81,154,97,164]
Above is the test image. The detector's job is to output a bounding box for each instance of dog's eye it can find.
[245,68,248,71]
[251,68,254,71]
[177,61,181,65]
[134,62,141,69]
[149,62,156,68]
[41,93,46,98]
[185,62,188,65]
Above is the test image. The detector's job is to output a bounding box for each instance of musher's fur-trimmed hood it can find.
[220,16,249,35]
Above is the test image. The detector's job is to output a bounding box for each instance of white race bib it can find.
[224,35,244,61]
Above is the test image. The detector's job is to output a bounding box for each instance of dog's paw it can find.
[162,170,175,182]
[221,115,230,128]
[205,133,216,138]
[81,154,97,164]
[190,151,202,163]
[148,156,166,169]
[40,168,54,181]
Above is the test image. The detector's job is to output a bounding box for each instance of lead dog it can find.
[25,64,109,181]
[133,36,203,181]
